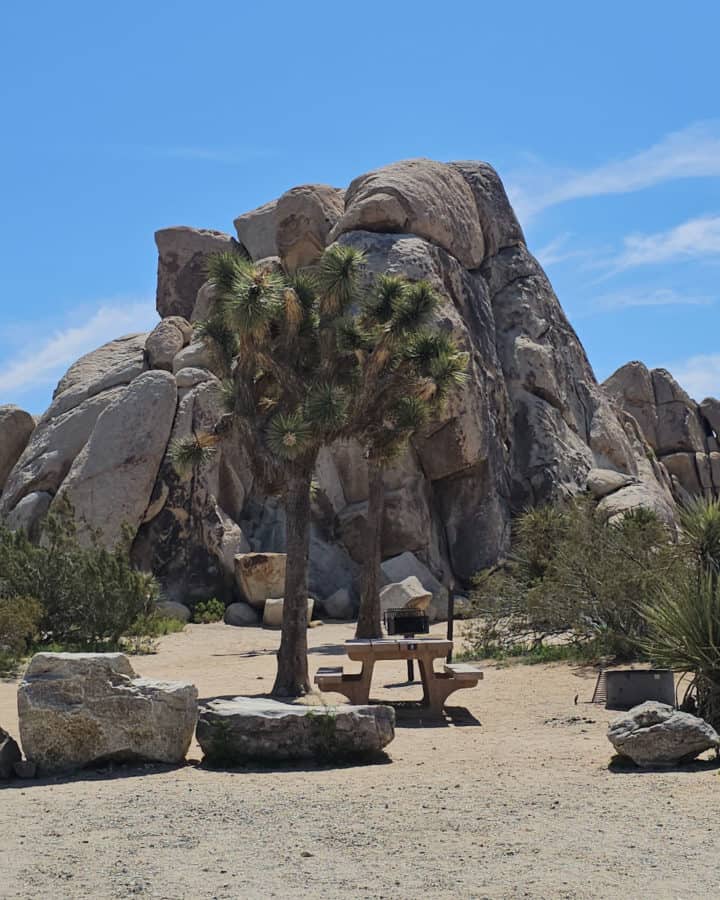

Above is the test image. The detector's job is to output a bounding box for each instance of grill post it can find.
[446,588,455,664]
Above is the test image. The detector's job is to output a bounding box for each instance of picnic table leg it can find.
[354,658,374,705]
[417,657,454,716]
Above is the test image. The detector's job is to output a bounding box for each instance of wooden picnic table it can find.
[314,637,483,715]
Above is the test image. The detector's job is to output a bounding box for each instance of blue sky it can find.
[1,1,719,413]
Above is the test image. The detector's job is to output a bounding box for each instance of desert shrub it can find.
[0,596,44,672]
[467,497,679,661]
[0,512,158,650]
[193,598,225,624]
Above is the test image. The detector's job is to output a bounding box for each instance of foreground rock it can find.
[608,701,720,767]
[196,696,395,763]
[18,653,197,773]
[0,727,21,779]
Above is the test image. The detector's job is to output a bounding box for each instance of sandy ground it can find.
[0,620,717,900]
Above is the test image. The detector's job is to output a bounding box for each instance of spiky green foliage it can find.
[641,574,720,727]
[679,496,720,577]
[169,433,218,475]
[314,245,364,315]
[266,411,313,461]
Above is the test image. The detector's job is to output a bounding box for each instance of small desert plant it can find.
[193,598,225,624]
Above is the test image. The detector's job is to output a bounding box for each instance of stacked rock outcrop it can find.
[0,158,680,611]
[603,362,720,500]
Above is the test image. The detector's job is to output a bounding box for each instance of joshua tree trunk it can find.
[272,465,313,697]
[355,456,385,639]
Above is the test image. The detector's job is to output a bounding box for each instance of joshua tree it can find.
[173,246,466,695]
[351,275,468,638]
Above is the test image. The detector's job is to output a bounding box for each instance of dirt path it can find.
[0,622,715,899]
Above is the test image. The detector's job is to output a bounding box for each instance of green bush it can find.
[0,510,158,651]
[193,598,225,624]
[0,596,44,673]
[466,497,679,662]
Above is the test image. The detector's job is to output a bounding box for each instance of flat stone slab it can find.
[18,653,198,774]
[608,701,720,767]
[196,696,395,764]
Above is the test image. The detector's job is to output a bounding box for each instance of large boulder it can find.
[5,491,52,539]
[607,701,720,767]
[0,386,127,517]
[155,227,237,319]
[223,601,260,627]
[321,587,355,620]
[234,552,286,608]
[0,334,150,520]
[53,371,177,547]
[233,200,278,261]
[145,317,191,371]
[275,184,344,271]
[155,600,191,623]
[329,158,486,268]
[18,653,197,774]
[379,576,432,621]
[381,552,448,621]
[196,696,395,763]
[0,727,21,779]
[0,406,35,493]
[53,333,148,401]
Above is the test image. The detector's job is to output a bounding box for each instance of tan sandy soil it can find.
[0,620,716,899]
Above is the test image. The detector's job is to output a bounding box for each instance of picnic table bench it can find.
[315,638,483,715]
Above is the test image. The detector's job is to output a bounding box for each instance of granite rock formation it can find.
[0,158,681,614]
[603,362,719,500]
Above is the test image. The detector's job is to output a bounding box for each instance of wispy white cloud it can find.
[0,300,157,402]
[609,214,720,271]
[508,121,720,221]
[666,353,720,401]
[590,287,714,312]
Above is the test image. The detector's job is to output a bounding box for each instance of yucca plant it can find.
[172,244,467,694]
[353,280,468,639]
[641,572,720,728]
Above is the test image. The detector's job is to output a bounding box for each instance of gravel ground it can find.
[0,621,716,899]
